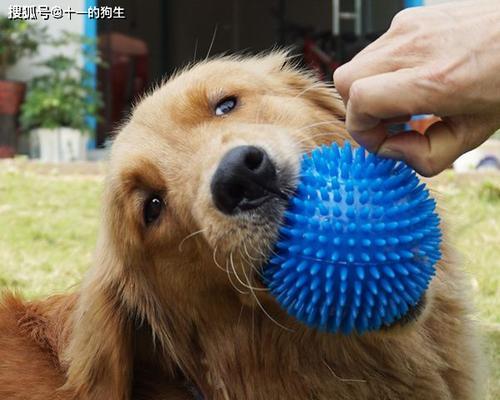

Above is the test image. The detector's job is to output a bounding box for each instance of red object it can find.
[0,80,25,156]
[98,33,149,145]
[0,80,26,115]
[409,115,441,134]
[302,37,340,81]
[0,145,15,158]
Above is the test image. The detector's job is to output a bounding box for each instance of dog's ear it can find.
[63,234,192,399]
[63,239,134,400]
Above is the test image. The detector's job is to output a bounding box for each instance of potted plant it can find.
[20,33,103,162]
[0,16,45,156]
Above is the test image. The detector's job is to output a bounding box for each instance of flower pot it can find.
[0,80,26,157]
[0,80,26,115]
[31,127,88,163]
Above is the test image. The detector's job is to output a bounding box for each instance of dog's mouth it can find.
[204,144,300,287]
[224,178,289,213]
[230,162,297,274]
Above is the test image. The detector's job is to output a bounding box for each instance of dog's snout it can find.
[211,145,280,214]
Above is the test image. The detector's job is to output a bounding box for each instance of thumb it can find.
[377,120,465,177]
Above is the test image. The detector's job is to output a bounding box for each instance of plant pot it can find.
[31,127,89,163]
[0,80,26,157]
[0,80,26,115]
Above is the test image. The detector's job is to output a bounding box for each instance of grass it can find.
[0,162,499,398]
[432,171,500,399]
[0,163,101,296]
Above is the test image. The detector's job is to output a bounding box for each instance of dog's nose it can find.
[211,145,281,214]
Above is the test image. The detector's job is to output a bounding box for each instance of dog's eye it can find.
[215,96,237,116]
[143,196,164,225]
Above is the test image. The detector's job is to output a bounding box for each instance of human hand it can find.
[333,0,500,176]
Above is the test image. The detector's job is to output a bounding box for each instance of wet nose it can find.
[211,145,281,214]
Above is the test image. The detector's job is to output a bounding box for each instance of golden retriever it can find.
[0,52,482,400]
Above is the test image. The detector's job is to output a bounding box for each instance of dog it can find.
[0,52,482,399]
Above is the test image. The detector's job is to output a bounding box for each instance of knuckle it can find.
[347,81,367,113]
[392,31,429,57]
[390,9,414,30]
[422,64,463,98]
[390,8,434,36]
[333,66,351,99]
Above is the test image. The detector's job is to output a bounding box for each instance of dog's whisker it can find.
[178,227,208,252]
[212,234,256,296]
[291,120,339,136]
[212,242,236,275]
[259,239,281,261]
[240,257,257,294]
[228,251,267,292]
[293,81,330,100]
[225,254,248,295]
[236,302,245,330]
[322,360,367,384]
[237,248,268,290]
[205,25,218,60]
[229,250,249,289]
[248,239,271,261]
[242,240,263,262]
[294,132,339,148]
[246,274,294,332]
[241,243,267,281]
[251,288,256,350]
[193,38,199,61]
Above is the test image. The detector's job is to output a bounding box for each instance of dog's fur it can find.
[0,52,482,399]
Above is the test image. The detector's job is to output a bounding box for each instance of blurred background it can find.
[0,0,498,398]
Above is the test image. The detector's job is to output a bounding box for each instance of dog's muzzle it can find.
[210,145,284,215]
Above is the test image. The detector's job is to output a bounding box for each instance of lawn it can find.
[0,161,499,398]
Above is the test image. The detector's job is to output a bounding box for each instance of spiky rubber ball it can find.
[265,142,442,334]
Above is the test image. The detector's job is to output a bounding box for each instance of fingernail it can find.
[378,146,403,160]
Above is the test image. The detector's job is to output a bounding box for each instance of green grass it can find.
[433,171,500,399]
[0,164,499,398]
[0,165,101,296]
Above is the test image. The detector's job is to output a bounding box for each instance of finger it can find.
[345,68,432,134]
[346,115,412,154]
[377,121,465,177]
[348,122,389,153]
[333,26,419,103]
[334,49,397,102]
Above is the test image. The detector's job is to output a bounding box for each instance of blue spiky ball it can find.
[265,142,441,334]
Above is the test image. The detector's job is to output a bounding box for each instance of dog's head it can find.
[66,52,352,397]
[104,52,348,295]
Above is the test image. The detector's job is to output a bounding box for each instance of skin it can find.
[333,0,500,177]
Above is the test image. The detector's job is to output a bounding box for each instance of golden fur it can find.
[0,52,482,399]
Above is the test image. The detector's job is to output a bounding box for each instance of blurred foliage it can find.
[0,15,47,79]
[479,181,500,203]
[19,31,103,133]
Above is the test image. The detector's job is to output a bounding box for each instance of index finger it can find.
[345,68,435,151]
